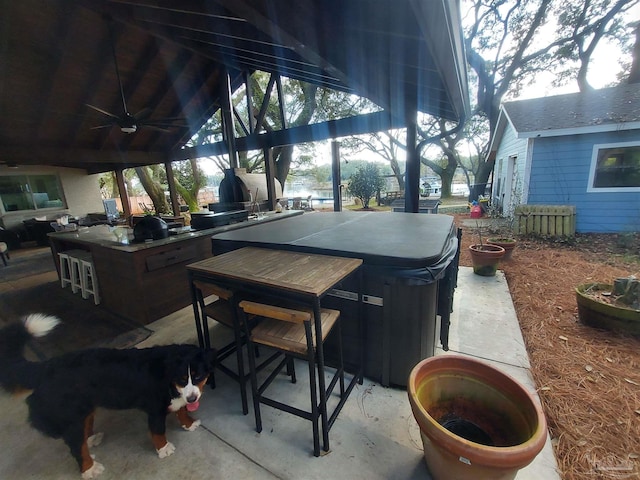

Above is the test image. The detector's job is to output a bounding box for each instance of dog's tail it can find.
[0,313,60,392]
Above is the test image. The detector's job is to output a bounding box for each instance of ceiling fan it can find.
[87,17,187,134]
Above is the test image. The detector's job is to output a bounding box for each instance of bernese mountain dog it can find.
[0,313,216,479]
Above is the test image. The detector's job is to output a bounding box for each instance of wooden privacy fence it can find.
[514,205,576,237]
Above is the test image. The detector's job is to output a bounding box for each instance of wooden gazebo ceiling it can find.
[0,0,469,175]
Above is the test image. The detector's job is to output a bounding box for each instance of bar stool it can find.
[238,300,348,457]
[76,251,99,305]
[69,255,84,294]
[192,281,267,415]
[58,249,86,291]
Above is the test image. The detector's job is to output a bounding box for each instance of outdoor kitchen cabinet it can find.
[48,226,211,324]
[47,211,301,324]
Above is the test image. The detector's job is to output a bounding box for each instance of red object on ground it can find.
[470,205,482,219]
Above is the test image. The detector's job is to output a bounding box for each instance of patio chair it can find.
[238,300,346,456]
[0,227,21,250]
[138,202,154,214]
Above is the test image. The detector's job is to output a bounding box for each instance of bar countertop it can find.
[47,210,302,252]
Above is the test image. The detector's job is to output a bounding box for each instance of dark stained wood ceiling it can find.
[0,0,469,174]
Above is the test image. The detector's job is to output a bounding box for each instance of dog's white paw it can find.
[87,432,104,447]
[182,419,201,431]
[81,460,105,479]
[157,441,176,458]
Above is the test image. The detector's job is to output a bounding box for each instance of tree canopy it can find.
[107,0,640,210]
[350,0,639,198]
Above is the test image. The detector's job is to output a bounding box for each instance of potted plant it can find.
[408,355,547,480]
[486,237,517,260]
[469,222,505,276]
[576,277,640,334]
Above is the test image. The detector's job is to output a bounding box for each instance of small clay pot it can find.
[487,238,517,261]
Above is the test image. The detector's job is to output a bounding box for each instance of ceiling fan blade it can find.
[107,16,129,116]
[86,104,120,119]
[144,125,173,133]
[87,18,189,136]
[133,108,153,121]
[147,116,187,122]
[143,121,189,128]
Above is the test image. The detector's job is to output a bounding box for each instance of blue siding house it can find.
[489,84,640,233]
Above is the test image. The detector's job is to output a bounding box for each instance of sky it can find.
[518,3,640,99]
[518,42,627,100]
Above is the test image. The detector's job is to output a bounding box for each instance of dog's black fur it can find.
[0,314,216,479]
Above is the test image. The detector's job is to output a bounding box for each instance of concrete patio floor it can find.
[0,266,560,479]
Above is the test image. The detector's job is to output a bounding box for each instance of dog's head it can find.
[167,347,216,413]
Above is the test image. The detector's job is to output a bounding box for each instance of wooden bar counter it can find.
[47,211,301,325]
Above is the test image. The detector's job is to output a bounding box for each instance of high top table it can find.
[186,246,363,455]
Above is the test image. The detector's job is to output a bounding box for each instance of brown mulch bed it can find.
[454,214,640,480]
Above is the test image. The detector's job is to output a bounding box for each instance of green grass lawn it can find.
[341,195,469,212]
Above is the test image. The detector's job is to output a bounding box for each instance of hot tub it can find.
[210,211,461,387]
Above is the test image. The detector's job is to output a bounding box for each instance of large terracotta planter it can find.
[576,283,640,335]
[469,244,505,276]
[408,355,547,480]
[487,237,517,261]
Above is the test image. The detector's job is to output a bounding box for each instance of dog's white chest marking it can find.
[168,367,201,412]
[169,396,186,412]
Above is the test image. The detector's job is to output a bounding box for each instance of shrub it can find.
[346,163,385,209]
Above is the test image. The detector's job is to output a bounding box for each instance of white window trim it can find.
[587,140,640,193]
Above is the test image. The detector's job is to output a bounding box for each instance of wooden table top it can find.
[187,246,362,297]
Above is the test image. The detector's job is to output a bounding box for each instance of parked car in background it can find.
[421,176,441,197]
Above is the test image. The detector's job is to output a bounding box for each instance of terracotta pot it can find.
[576,283,640,334]
[408,355,547,480]
[469,244,505,276]
[487,238,517,261]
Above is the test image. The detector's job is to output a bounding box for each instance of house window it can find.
[591,143,640,189]
[0,174,66,213]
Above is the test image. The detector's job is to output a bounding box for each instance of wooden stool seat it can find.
[248,304,339,356]
[202,299,236,329]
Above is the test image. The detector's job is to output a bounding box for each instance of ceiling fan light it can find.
[121,125,137,134]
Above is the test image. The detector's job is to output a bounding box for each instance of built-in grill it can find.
[190,210,249,230]
[213,168,283,213]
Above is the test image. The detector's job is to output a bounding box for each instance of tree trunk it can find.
[473,159,495,193]
[135,166,170,214]
[629,22,640,84]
